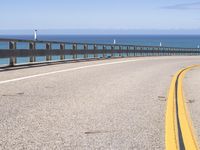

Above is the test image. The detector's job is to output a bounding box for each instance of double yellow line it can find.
[165,65,200,150]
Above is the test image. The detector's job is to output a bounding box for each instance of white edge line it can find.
[0,58,155,85]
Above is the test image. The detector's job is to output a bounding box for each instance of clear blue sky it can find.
[0,0,200,34]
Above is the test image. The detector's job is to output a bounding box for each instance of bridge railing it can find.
[0,38,199,67]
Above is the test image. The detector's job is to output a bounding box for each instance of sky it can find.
[0,0,200,34]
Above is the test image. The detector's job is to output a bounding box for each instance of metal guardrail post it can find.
[134,46,136,57]
[60,43,65,60]
[141,47,143,56]
[152,47,154,56]
[171,48,173,56]
[152,48,154,56]
[174,48,176,56]
[119,46,122,57]
[46,43,52,61]
[103,45,106,58]
[177,49,179,56]
[167,48,169,56]
[111,46,114,57]
[73,43,77,59]
[151,47,153,56]
[161,48,163,56]
[157,48,159,56]
[9,41,16,66]
[163,48,165,56]
[84,44,88,59]
[145,48,148,56]
[145,48,147,57]
[161,48,165,56]
[156,48,158,56]
[173,48,175,56]
[29,42,36,62]
[181,49,183,56]
[139,47,141,56]
[127,46,129,57]
[94,44,97,58]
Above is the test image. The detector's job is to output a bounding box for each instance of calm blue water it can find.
[1,35,200,65]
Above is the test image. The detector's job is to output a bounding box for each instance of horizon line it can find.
[1,29,200,35]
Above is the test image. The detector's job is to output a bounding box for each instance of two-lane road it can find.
[1,56,200,150]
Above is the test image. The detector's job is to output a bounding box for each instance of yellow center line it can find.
[165,65,200,150]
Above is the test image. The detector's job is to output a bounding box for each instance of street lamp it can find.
[34,30,37,41]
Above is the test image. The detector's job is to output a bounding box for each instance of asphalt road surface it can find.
[1,56,200,150]
[184,66,200,146]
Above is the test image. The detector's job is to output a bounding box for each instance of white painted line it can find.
[0,58,158,85]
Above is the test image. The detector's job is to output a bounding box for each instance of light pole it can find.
[34,30,37,41]
[113,39,116,45]
[160,42,162,47]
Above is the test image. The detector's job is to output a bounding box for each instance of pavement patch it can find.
[84,130,110,135]
[158,96,166,101]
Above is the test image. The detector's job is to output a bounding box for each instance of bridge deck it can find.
[0,56,200,149]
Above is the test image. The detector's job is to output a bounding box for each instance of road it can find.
[0,56,200,150]
[184,66,200,147]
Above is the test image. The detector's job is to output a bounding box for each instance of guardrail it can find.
[0,38,200,67]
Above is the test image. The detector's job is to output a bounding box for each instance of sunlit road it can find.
[185,66,200,147]
[1,56,200,149]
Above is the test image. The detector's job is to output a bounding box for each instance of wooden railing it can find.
[0,38,200,67]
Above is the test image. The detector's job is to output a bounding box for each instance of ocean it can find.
[0,35,200,65]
